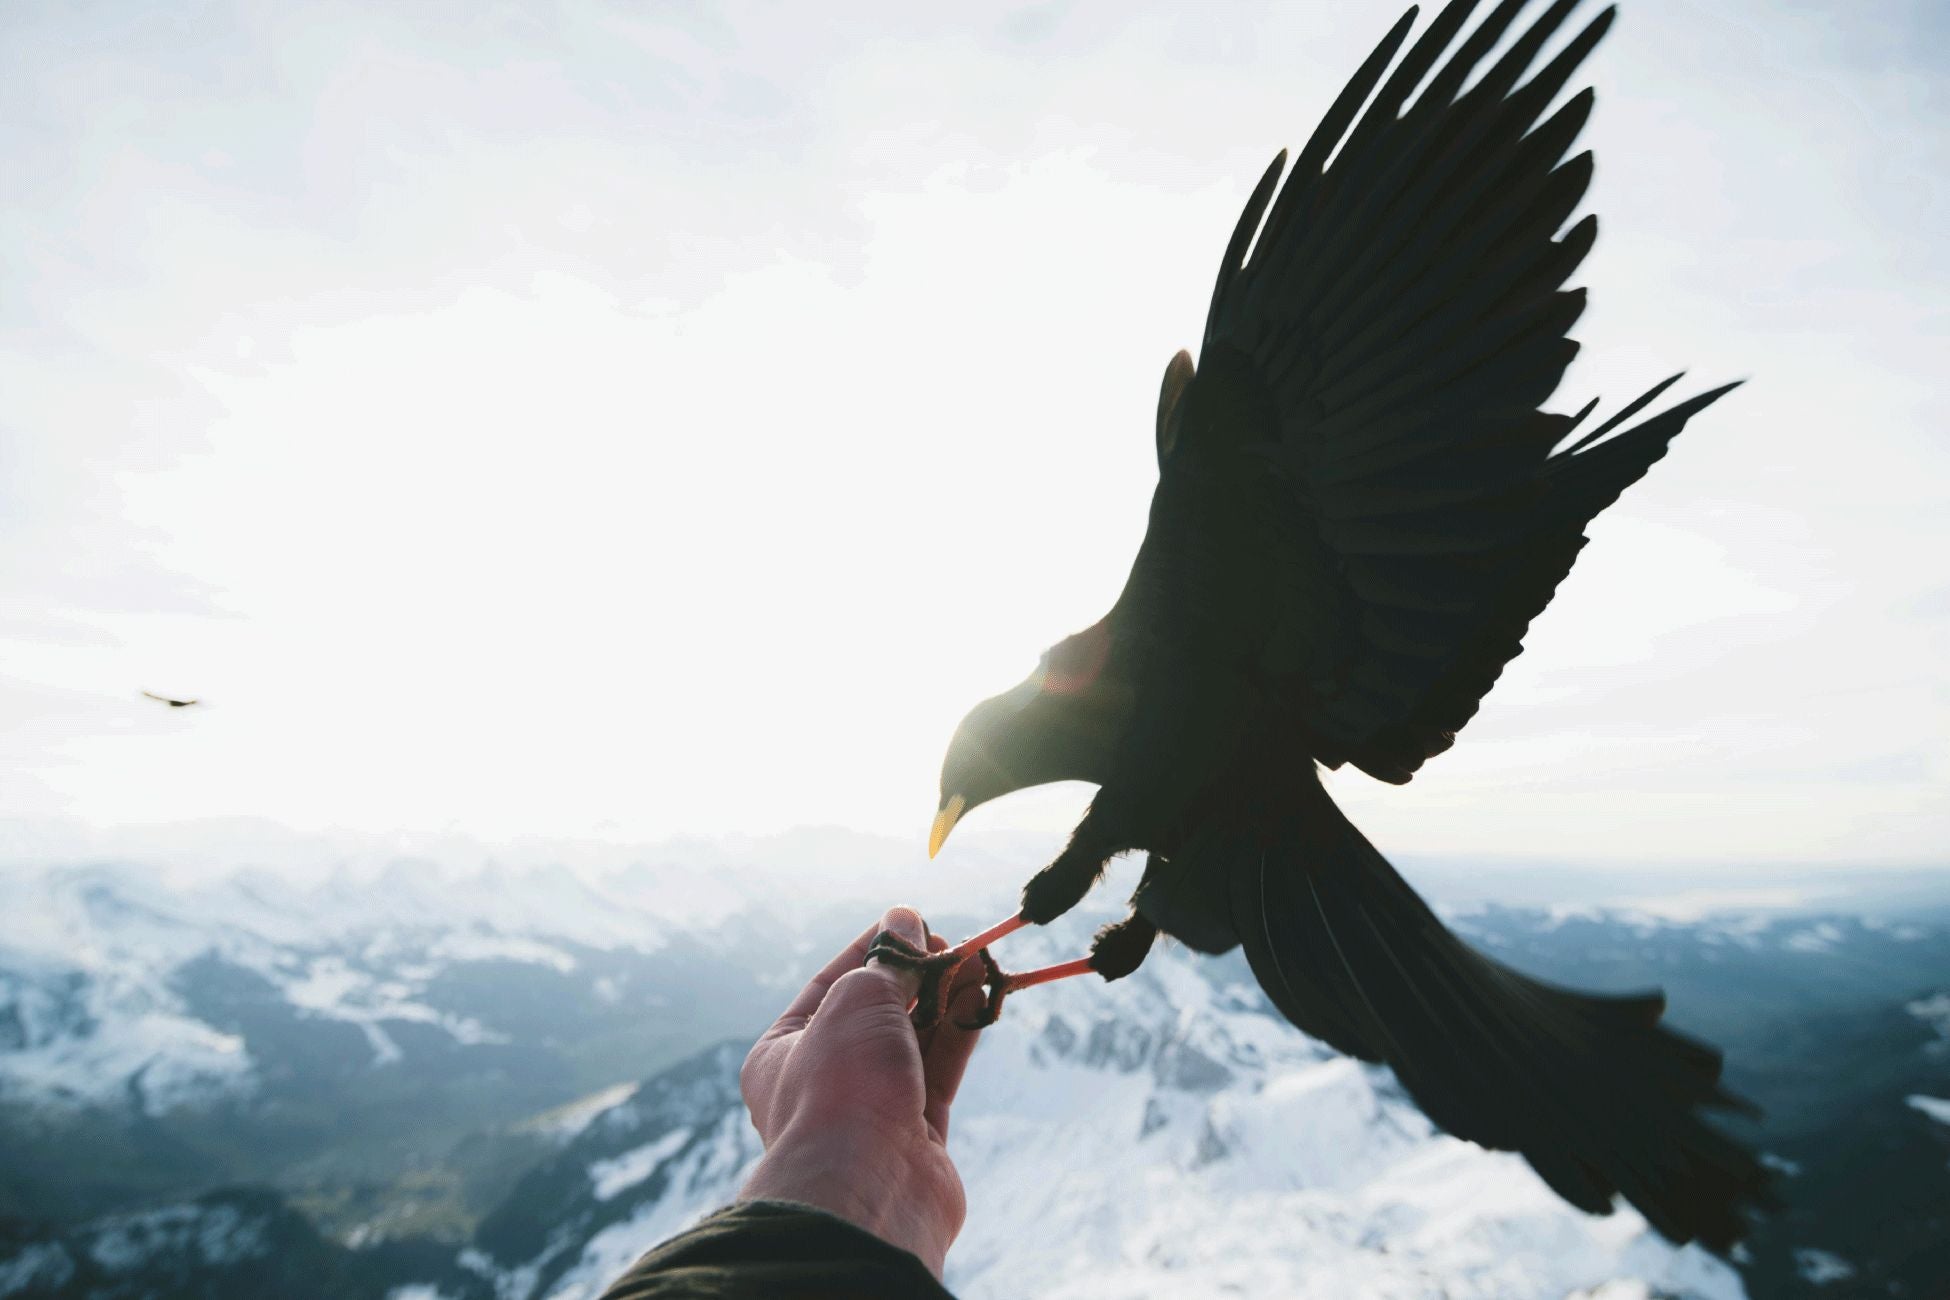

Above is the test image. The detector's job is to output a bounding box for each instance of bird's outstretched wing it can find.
[1167,0,1737,784]
[141,690,198,707]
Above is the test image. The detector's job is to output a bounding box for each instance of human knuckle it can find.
[738,1051,767,1103]
[825,967,882,1003]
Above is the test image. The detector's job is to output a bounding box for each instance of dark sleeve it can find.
[596,1199,957,1300]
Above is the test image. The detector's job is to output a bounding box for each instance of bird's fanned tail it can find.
[1223,773,1775,1251]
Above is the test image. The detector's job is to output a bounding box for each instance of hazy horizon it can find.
[4,0,1944,872]
[4,813,1946,926]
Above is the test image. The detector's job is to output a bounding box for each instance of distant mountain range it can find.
[1,851,1946,1297]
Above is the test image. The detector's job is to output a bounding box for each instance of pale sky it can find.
[1,0,1943,871]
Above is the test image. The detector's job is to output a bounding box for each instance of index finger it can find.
[922,956,990,1138]
[762,918,884,1039]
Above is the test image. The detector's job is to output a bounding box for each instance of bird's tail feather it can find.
[1215,772,1774,1250]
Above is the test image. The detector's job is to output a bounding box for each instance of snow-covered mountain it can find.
[0,862,674,1114]
[485,917,1743,1300]
[0,856,1914,1121]
[0,829,1014,1118]
[3,853,1947,1298]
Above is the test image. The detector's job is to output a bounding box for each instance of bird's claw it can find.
[866,930,1010,1030]
[868,914,1097,1029]
[955,948,1009,1030]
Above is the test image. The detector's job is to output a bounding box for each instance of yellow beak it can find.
[928,794,967,859]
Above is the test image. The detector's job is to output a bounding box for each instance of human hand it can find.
[737,906,988,1278]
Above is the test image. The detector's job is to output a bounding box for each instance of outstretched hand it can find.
[737,906,988,1278]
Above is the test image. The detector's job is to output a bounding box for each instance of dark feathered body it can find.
[933,0,1773,1252]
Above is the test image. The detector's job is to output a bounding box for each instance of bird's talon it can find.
[865,929,930,969]
[866,929,972,1028]
[954,948,1010,1029]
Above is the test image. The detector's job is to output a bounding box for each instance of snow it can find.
[0,1243,75,1297]
[0,861,669,1106]
[0,883,260,1114]
[280,955,508,1067]
[1782,921,1845,954]
[429,931,578,973]
[1608,886,1820,922]
[945,961,1745,1300]
[0,983,252,1114]
[1792,1248,1856,1285]
[1862,917,1929,942]
[588,1127,693,1200]
[0,862,1772,1298]
[517,915,1746,1300]
[1907,992,1950,1056]
[1906,1094,1950,1126]
[85,1203,268,1272]
[515,1082,643,1144]
[544,1110,763,1300]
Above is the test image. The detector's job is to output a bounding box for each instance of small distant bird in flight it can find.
[141,691,198,708]
[872,0,1772,1253]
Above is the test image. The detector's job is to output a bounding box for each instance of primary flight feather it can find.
[884,0,1773,1253]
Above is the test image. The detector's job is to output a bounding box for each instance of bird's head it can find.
[929,620,1128,857]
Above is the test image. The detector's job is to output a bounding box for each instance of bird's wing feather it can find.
[1170,0,1738,783]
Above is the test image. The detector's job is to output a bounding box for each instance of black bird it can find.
[141,691,199,708]
[872,0,1773,1254]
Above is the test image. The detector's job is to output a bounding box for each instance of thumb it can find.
[860,904,930,1003]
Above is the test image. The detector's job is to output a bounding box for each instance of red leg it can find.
[954,913,1158,1028]
[954,956,1101,1029]
[999,957,1095,992]
[947,914,1028,964]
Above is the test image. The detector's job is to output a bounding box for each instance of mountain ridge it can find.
[2,857,1946,1296]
